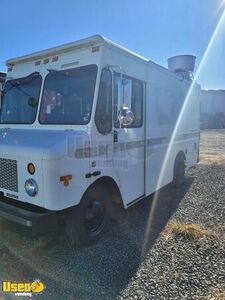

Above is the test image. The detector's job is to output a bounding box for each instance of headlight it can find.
[24,179,38,197]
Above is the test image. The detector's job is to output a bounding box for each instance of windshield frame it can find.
[38,64,98,126]
[0,73,42,125]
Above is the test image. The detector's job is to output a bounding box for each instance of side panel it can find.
[113,125,145,205]
[145,65,200,196]
[42,131,91,211]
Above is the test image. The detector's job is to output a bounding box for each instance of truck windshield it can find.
[39,64,97,125]
[0,72,42,124]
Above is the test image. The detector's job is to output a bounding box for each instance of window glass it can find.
[131,79,143,127]
[0,73,42,124]
[95,69,112,134]
[39,65,97,125]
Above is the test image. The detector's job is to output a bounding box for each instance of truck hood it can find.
[0,128,90,161]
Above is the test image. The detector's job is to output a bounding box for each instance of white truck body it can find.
[0,35,200,221]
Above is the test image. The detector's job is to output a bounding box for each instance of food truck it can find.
[0,35,200,245]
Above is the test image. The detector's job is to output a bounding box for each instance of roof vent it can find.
[167,55,196,80]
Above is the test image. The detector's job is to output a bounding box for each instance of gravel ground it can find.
[0,129,224,300]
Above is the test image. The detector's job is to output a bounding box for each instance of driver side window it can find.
[95,69,112,134]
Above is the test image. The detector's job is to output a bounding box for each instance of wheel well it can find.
[85,177,124,207]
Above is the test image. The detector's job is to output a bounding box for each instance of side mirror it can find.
[119,109,134,126]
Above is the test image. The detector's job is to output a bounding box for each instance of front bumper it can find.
[0,194,57,235]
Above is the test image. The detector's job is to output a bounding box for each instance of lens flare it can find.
[218,0,225,12]
[141,8,225,258]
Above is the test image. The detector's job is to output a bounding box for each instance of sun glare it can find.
[141,7,225,258]
[217,0,225,12]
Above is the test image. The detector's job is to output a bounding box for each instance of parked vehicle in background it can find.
[201,89,225,129]
[0,35,200,245]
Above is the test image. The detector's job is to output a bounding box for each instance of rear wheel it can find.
[67,185,112,246]
[173,153,186,187]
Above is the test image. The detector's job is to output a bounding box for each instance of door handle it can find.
[113,130,118,143]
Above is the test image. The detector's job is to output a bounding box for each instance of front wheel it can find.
[67,185,112,246]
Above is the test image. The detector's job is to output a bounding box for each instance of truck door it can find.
[113,73,145,206]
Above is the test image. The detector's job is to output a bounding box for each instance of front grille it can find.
[0,158,18,192]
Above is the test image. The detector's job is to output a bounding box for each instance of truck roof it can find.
[6,34,148,66]
[6,35,196,82]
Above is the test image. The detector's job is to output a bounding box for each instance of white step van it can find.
[0,35,200,245]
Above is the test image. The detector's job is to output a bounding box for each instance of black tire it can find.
[173,153,186,187]
[67,185,112,246]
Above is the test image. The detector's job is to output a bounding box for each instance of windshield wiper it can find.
[47,69,68,77]
[3,72,40,96]
[2,72,41,107]
[47,69,60,73]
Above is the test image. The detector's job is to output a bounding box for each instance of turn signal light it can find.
[52,56,58,62]
[27,163,35,175]
[43,58,49,64]
[60,175,72,187]
[92,46,100,53]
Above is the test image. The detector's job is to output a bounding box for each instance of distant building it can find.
[200,89,225,129]
[0,71,6,91]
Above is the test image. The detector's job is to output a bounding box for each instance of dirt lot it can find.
[0,130,224,300]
